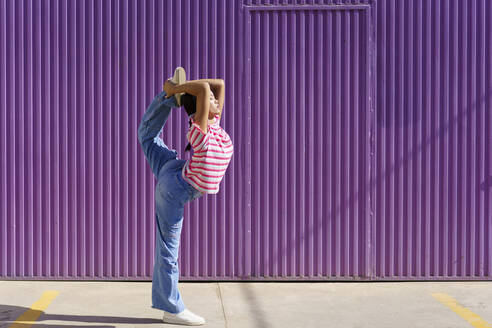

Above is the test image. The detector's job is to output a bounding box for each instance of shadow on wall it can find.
[0,303,165,327]
[480,176,492,191]
[270,89,492,275]
[377,94,423,128]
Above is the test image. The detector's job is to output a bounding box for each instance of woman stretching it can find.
[137,67,233,326]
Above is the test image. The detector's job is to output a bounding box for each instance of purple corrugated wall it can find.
[1,0,248,280]
[375,0,492,279]
[0,0,490,280]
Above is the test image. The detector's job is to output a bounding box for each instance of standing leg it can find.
[151,164,206,324]
[138,90,179,177]
[152,196,185,313]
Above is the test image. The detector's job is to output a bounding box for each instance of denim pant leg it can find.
[151,162,190,314]
[137,90,179,177]
[139,90,186,313]
[152,210,185,313]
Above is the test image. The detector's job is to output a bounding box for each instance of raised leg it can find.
[137,90,179,177]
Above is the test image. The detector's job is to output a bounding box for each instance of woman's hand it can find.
[163,79,176,98]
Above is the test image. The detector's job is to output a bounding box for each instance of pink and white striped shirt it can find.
[182,114,233,194]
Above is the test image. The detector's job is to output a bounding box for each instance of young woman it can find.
[137,67,233,326]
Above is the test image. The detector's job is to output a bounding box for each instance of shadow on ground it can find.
[0,304,163,327]
[238,284,270,328]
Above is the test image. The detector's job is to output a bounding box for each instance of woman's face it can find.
[209,93,220,114]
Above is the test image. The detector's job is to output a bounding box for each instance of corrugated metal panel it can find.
[375,0,492,278]
[0,0,246,279]
[245,0,369,5]
[242,2,375,278]
[1,0,491,281]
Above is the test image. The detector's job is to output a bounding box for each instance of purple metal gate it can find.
[242,2,374,278]
[0,0,491,280]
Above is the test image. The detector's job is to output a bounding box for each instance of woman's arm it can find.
[164,79,211,132]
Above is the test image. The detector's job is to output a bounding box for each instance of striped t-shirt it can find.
[182,114,233,194]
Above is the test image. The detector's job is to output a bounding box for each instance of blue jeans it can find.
[137,90,203,314]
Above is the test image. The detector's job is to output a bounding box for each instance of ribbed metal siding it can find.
[0,0,244,279]
[375,0,492,278]
[243,2,374,278]
[1,0,491,281]
[245,0,370,5]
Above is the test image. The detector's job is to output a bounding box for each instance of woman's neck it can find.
[191,114,215,122]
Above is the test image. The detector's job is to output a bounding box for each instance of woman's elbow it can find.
[198,82,211,97]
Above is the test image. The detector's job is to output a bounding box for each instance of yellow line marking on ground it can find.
[432,293,492,328]
[8,290,59,328]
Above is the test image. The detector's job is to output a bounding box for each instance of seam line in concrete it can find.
[217,283,228,328]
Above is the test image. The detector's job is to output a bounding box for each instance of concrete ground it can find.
[0,281,491,328]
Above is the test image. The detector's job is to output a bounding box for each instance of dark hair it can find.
[181,93,197,152]
[181,93,197,116]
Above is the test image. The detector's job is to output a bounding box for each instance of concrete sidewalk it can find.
[0,281,491,328]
